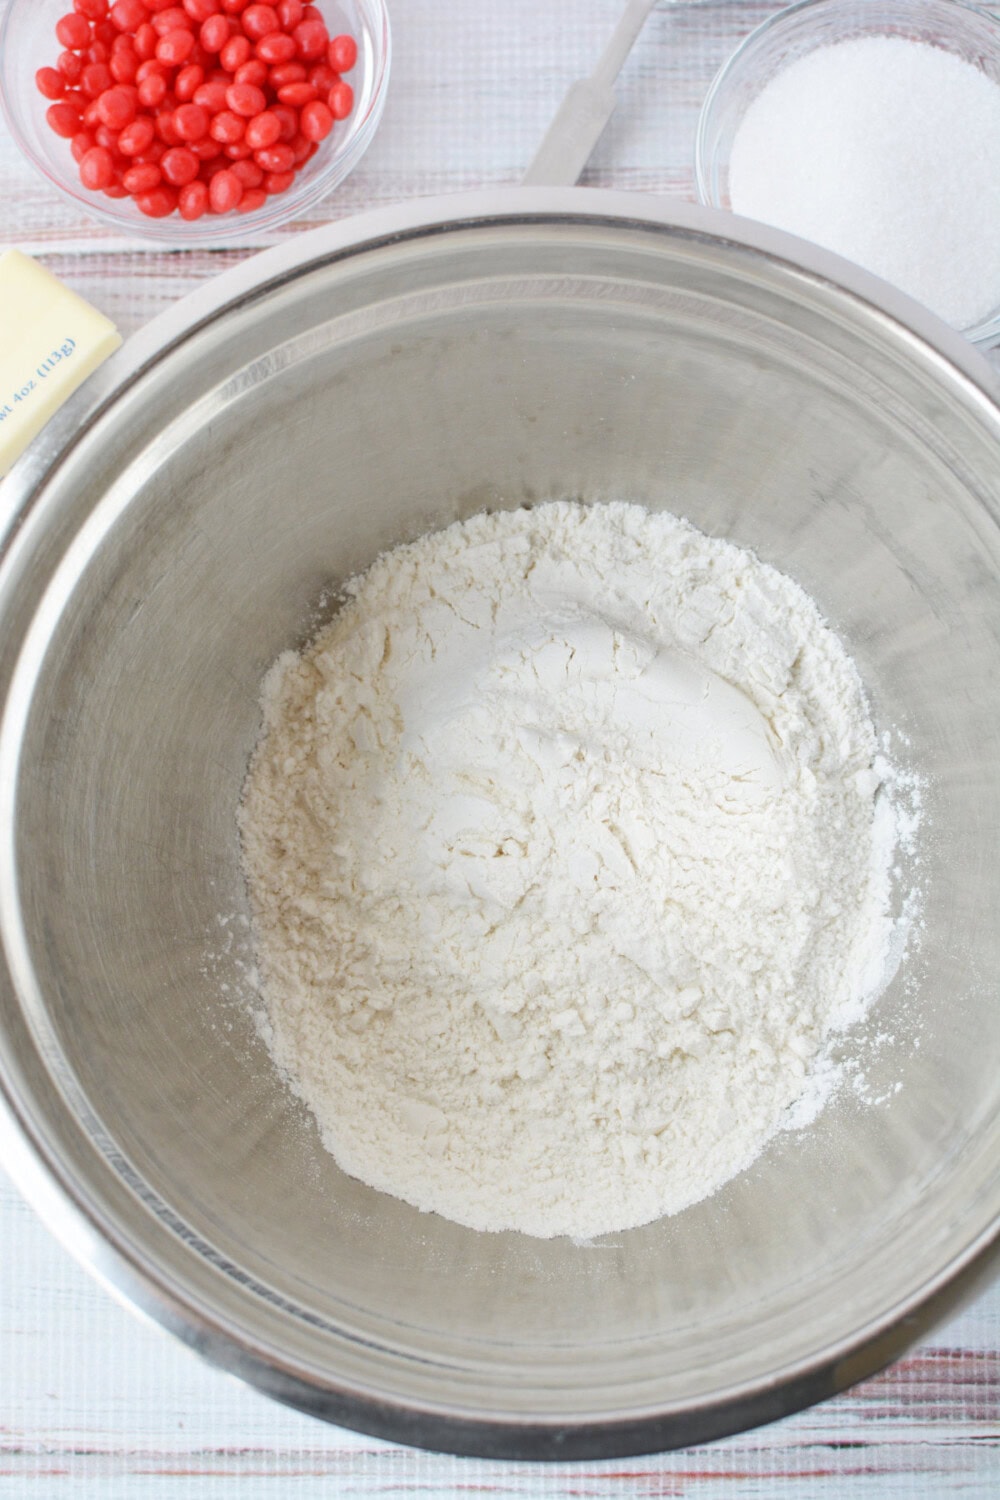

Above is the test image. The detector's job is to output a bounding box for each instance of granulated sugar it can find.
[728,36,1000,331]
[239,502,905,1240]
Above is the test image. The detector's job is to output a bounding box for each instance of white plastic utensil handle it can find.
[522,0,660,187]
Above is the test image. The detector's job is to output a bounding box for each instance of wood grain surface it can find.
[1,2,998,1495]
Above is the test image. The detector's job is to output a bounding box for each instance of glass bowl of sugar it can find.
[695,0,1000,347]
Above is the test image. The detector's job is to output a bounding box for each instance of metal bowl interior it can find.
[0,192,999,1459]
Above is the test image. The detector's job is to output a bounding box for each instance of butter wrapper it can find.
[0,249,121,479]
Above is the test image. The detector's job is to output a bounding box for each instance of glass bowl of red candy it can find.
[0,0,390,240]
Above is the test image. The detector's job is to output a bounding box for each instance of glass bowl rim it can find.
[693,0,1000,349]
[0,0,392,246]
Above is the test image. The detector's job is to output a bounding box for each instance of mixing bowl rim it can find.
[1,187,999,1460]
[2,1076,998,1461]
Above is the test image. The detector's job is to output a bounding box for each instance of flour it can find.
[238,501,901,1239]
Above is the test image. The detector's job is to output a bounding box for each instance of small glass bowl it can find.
[695,0,1000,347]
[0,0,390,244]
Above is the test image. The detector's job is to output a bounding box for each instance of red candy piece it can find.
[47,101,83,137]
[328,34,356,73]
[242,4,279,39]
[193,79,228,110]
[299,97,332,141]
[237,185,267,212]
[292,18,326,59]
[161,144,200,183]
[307,60,336,92]
[137,72,168,106]
[234,58,268,86]
[154,108,180,142]
[199,14,230,51]
[56,11,92,49]
[254,140,293,171]
[289,129,311,164]
[328,79,353,120]
[96,85,137,126]
[219,33,251,69]
[118,114,156,151]
[151,7,192,33]
[110,48,140,83]
[76,0,111,18]
[58,50,85,79]
[269,57,305,82]
[79,144,116,189]
[71,130,96,162]
[244,108,280,148]
[256,30,295,63]
[209,108,245,142]
[230,156,263,186]
[134,20,159,58]
[174,63,204,99]
[276,80,315,106]
[264,167,293,192]
[178,178,209,217]
[173,101,209,138]
[156,28,195,63]
[123,161,163,192]
[136,184,179,215]
[111,0,149,31]
[226,80,265,115]
[36,67,67,99]
[268,60,305,86]
[271,101,297,138]
[81,62,114,95]
[209,166,243,210]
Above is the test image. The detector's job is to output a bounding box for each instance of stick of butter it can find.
[0,249,122,479]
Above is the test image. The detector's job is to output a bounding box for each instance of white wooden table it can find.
[1,2,998,1494]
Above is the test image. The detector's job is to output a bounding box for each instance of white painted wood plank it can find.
[1,1162,998,1495]
[0,2,772,255]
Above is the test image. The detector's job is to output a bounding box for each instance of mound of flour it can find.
[238,501,897,1239]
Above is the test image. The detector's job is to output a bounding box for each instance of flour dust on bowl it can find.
[0,192,999,1460]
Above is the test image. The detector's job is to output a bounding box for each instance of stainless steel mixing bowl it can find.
[1,191,999,1460]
